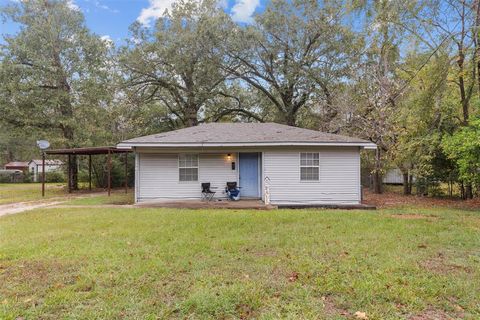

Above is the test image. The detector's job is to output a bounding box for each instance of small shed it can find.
[4,161,29,172]
[383,168,416,185]
[28,159,64,182]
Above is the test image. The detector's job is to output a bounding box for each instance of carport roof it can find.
[46,146,131,155]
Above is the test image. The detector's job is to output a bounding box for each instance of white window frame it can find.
[178,154,199,182]
[300,152,320,181]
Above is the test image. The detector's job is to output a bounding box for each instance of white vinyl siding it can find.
[135,147,361,205]
[264,148,360,205]
[136,153,237,202]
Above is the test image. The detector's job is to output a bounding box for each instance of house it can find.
[383,168,403,184]
[28,159,64,182]
[3,161,29,172]
[117,123,376,206]
[383,168,416,185]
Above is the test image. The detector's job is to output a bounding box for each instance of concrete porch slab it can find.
[277,203,376,210]
[135,199,277,210]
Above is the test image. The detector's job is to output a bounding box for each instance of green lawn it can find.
[63,192,134,206]
[0,183,66,204]
[1,206,479,319]
[0,183,133,205]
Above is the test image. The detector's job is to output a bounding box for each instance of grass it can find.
[63,192,134,206]
[0,183,66,204]
[1,206,479,319]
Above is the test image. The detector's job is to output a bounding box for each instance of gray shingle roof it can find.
[29,159,64,165]
[119,123,373,147]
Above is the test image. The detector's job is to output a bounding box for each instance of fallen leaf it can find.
[354,311,368,319]
[288,272,299,282]
[454,305,464,312]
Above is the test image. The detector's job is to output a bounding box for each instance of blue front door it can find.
[239,153,260,198]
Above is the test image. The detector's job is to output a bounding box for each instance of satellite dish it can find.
[37,140,50,150]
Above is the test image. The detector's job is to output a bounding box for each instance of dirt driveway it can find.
[0,200,65,217]
[0,191,114,217]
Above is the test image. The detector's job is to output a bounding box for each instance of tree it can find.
[0,0,112,189]
[442,118,480,196]
[120,0,236,128]
[389,50,459,196]
[347,0,405,193]
[226,0,357,128]
[397,0,480,198]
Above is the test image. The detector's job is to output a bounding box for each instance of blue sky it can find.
[0,0,265,44]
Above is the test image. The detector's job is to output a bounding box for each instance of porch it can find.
[136,199,276,210]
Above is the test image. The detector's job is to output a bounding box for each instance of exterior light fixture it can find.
[227,153,231,160]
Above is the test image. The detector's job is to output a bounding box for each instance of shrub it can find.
[0,172,13,183]
[23,172,32,183]
[46,170,66,183]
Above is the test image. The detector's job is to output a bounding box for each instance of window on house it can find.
[179,154,198,181]
[300,152,319,181]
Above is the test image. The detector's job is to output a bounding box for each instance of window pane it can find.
[300,153,307,165]
[179,168,198,181]
[179,155,198,167]
[300,167,308,180]
[301,167,319,181]
[301,153,319,167]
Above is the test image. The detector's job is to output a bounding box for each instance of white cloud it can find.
[137,0,178,25]
[230,0,259,23]
[66,0,81,12]
[94,1,119,13]
[138,0,258,26]
[100,35,113,42]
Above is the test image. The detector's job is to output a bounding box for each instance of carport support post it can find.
[107,150,111,197]
[124,153,128,194]
[88,154,92,191]
[41,152,45,197]
[67,154,72,193]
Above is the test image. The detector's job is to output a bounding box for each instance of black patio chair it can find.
[201,182,216,201]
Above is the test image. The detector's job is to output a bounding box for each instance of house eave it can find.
[116,141,377,149]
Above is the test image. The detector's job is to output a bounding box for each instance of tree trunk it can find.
[372,148,383,194]
[284,113,296,127]
[63,126,78,190]
[475,0,480,93]
[465,184,473,199]
[457,51,469,125]
[402,172,410,195]
[185,106,198,127]
[7,150,14,163]
[408,174,413,195]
